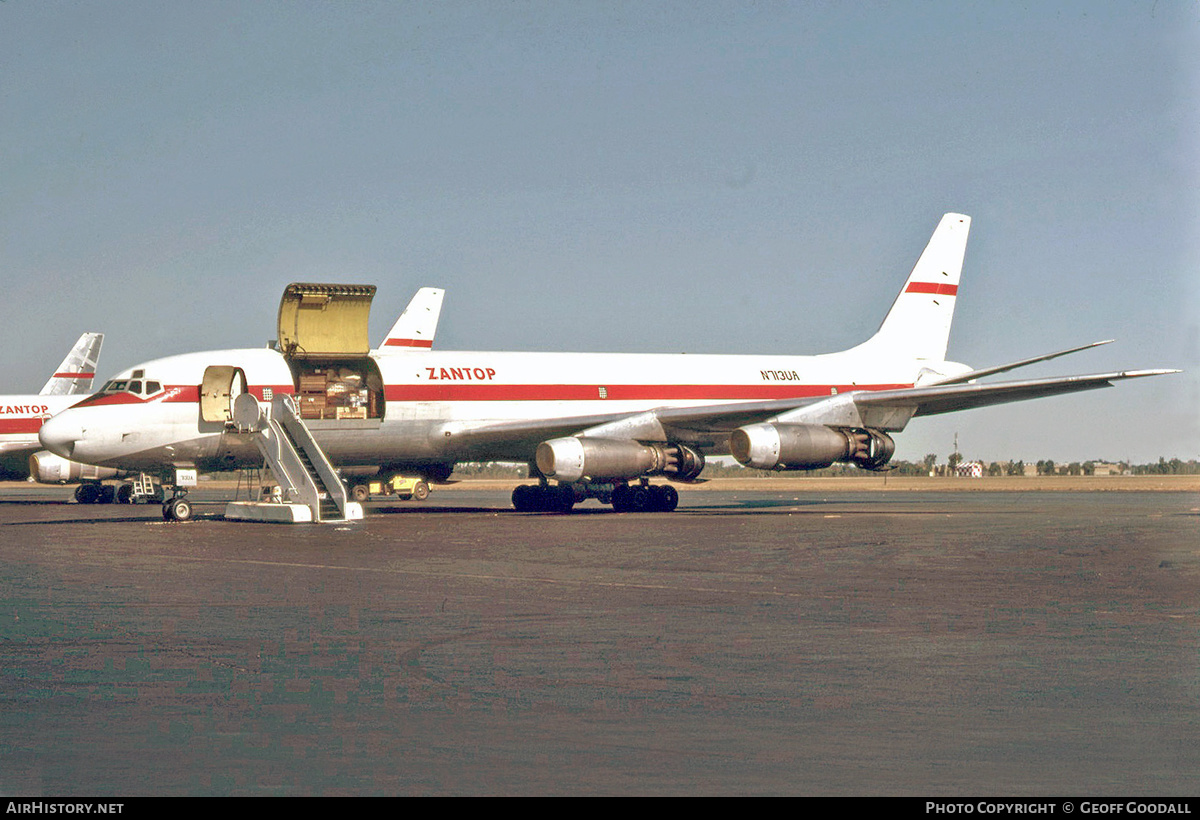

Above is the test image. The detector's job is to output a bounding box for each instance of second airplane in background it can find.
[0,332,110,485]
[39,215,1176,519]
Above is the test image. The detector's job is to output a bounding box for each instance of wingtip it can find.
[1119,369,1182,378]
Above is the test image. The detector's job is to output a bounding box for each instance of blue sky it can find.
[2,1,1196,463]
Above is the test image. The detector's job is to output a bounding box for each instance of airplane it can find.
[38,214,1177,520]
[0,332,113,485]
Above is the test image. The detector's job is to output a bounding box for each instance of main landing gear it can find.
[511,482,576,513]
[510,479,680,514]
[610,481,678,513]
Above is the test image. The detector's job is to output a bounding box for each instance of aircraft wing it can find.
[443,368,1178,458]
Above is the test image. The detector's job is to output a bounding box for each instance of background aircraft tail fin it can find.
[40,332,104,395]
[847,213,971,363]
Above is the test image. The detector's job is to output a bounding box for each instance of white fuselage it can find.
[38,344,943,476]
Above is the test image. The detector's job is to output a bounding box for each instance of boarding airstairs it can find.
[225,393,363,524]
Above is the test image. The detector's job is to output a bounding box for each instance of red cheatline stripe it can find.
[905,282,958,296]
[383,383,911,402]
[72,392,146,407]
[0,419,44,434]
[384,338,434,348]
[74,384,298,407]
[53,372,95,379]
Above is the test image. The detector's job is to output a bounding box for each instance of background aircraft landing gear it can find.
[74,481,115,504]
[116,475,164,504]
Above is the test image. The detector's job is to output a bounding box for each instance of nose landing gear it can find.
[162,490,193,522]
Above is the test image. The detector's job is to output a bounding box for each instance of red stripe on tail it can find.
[905,282,958,296]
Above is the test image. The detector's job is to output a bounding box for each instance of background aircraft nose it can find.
[38,413,83,459]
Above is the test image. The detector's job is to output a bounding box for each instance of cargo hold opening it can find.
[290,357,385,421]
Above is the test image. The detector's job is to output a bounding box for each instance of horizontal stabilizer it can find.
[927,340,1115,385]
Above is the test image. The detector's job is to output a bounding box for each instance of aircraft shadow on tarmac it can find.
[369,497,958,517]
[366,500,837,516]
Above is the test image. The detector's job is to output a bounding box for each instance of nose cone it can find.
[39,412,83,459]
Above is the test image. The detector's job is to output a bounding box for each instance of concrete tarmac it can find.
[1,483,1197,795]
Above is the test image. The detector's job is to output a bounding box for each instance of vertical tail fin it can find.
[40,332,104,395]
[849,213,970,363]
[379,287,445,351]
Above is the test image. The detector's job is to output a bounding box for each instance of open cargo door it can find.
[278,283,377,359]
[277,283,385,422]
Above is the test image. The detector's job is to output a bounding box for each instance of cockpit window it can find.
[99,378,156,396]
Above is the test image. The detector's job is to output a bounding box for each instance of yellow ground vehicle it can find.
[349,476,430,502]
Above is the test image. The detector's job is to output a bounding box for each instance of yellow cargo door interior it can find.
[277,283,377,359]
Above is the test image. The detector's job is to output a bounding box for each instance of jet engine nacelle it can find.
[729,423,895,471]
[536,437,705,483]
[28,450,119,484]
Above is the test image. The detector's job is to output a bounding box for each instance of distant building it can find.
[1092,462,1124,476]
[955,461,984,478]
